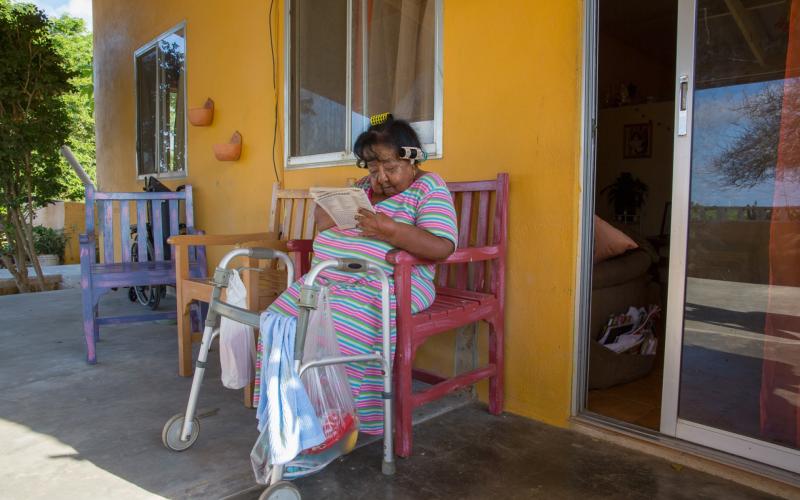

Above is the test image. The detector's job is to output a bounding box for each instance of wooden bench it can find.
[79,184,206,365]
[170,183,315,392]
[288,173,509,457]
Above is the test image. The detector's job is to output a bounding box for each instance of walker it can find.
[161,247,395,500]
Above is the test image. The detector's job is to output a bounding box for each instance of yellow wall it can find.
[93,0,583,427]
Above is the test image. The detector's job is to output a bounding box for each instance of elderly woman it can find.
[256,116,457,435]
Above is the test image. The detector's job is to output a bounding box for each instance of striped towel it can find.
[256,311,324,465]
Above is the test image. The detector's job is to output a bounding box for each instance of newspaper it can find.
[310,187,376,230]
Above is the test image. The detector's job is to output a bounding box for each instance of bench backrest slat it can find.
[475,190,490,290]
[120,201,132,262]
[136,200,148,262]
[455,191,473,290]
[101,200,114,264]
[169,199,180,237]
[152,201,165,261]
[184,186,194,228]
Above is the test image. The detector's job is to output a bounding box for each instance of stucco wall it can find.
[93,0,583,427]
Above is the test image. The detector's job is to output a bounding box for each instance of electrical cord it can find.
[269,0,280,183]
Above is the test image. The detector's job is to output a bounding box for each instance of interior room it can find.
[585,0,678,430]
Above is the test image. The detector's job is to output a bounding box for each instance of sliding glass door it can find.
[662,0,800,473]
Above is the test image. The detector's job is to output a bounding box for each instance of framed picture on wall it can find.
[623,122,652,159]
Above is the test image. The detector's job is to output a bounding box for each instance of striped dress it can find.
[255,173,457,434]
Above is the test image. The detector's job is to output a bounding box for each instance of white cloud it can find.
[20,0,93,31]
[53,0,92,30]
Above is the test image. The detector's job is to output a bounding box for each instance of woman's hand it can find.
[355,208,398,242]
[314,205,336,232]
[355,208,454,261]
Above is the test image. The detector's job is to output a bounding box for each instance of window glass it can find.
[290,0,439,163]
[136,47,158,175]
[136,26,186,176]
[291,0,348,157]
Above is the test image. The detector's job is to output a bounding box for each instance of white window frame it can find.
[284,0,444,169]
[133,21,189,180]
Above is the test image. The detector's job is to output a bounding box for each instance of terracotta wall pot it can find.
[213,131,242,161]
[188,98,214,126]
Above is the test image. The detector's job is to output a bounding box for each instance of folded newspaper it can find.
[310,187,376,230]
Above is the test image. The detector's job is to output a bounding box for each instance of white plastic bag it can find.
[300,287,359,457]
[219,270,256,389]
[250,287,359,484]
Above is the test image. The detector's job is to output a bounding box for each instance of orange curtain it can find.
[760,0,800,448]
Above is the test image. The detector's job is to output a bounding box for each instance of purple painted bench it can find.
[79,184,206,365]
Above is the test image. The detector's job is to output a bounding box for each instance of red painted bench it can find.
[79,184,206,365]
[290,173,508,457]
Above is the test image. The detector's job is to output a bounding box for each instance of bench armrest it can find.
[168,232,286,250]
[78,232,95,245]
[386,246,501,266]
[286,239,313,253]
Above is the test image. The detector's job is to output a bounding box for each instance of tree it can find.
[0,0,74,292]
[710,81,800,190]
[51,13,95,200]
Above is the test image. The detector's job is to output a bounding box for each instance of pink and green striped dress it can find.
[255,173,457,435]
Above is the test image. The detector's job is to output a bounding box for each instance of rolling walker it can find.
[161,247,395,500]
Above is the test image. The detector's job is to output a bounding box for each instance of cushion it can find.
[592,249,652,289]
[594,215,638,263]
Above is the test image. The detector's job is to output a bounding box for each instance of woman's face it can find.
[365,143,417,197]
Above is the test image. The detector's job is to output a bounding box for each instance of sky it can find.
[690,80,783,207]
[19,0,92,30]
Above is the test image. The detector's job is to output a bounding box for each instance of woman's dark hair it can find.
[353,115,422,168]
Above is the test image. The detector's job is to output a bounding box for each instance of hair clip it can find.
[370,112,392,127]
[399,146,426,164]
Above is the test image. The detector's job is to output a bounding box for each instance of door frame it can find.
[574,0,800,477]
[571,0,599,418]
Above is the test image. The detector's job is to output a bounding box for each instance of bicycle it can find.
[126,177,185,310]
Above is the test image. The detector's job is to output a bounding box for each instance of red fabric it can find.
[760,0,800,448]
[305,412,356,455]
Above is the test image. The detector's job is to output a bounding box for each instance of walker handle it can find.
[336,258,368,272]
[248,247,279,260]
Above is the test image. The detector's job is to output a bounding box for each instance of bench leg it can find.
[394,346,414,458]
[177,299,193,377]
[81,285,97,365]
[93,303,100,343]
[488,314,504,415]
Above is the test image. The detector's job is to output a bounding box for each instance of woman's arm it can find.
[355,209,455,261]
[313,205,336,232]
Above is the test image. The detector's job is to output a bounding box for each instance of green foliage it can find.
[51,13,96,200]
[0,0,74,209]
[602,172,649,216]
[32,225,67,257]
[0,0,76,290]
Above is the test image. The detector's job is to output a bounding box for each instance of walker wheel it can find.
[259,481,301,500]
[162,413,200,451]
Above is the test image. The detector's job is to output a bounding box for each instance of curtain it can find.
[365,0,435,124]
[760,0,800,448]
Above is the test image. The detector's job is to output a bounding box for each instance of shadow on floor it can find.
[0,289,779,499]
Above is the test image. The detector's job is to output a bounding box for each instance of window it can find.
[286,0,442,167]
[135,24,187,177]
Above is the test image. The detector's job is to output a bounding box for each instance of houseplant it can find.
[601,172,648,224]
[33,226,67,266]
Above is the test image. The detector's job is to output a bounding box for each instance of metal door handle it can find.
[678,74,689,136]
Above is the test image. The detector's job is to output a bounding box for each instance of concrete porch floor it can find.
[0,288,781,499]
